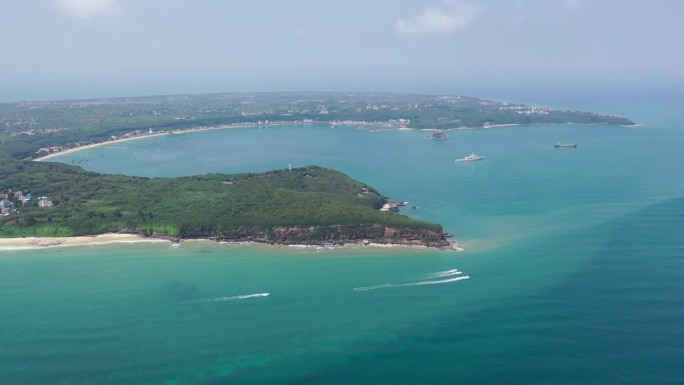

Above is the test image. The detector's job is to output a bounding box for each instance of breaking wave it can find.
[188,292,270,303]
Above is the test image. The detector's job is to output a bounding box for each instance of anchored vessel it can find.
[454,152,485,162]
[430,132,448,140]
[554,143,577,148]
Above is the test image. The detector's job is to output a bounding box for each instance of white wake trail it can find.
[189,292,270,303]
[423,268,462,279]
[354,276,470,292]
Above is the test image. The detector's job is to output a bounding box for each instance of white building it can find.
[38,199,53,208]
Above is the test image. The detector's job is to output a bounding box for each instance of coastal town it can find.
[0,189,54,216]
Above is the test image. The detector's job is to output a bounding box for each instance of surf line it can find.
[353,276,470,292]
[188,292,270,303]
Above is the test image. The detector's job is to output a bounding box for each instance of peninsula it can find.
[0,92,633,160]
[0,92,633,248]
[0,160,449,248]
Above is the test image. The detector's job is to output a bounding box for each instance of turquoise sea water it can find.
[2,89,683,384]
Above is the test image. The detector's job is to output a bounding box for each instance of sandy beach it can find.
[482,123,522,128]
[33,122,290,162]
[33,133,171,161]
[0,233,167,251]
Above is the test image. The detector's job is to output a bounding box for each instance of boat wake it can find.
[353,271,470,292]
[423,268,462,279]
[188,292,270,303]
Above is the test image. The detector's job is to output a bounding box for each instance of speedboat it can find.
[454,152,484,162]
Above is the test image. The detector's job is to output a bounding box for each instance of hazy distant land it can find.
[0,92,634,161]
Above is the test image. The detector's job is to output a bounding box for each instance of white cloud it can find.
[562,0,581,10]
[55,0,121,19]
[395,1,484,37]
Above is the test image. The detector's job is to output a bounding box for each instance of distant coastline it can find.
[13,91,632,163]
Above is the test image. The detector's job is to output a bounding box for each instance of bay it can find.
[2,88,683,384]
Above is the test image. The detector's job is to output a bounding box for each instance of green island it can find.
[0,92,633,247]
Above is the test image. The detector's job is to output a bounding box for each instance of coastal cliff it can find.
[145,225,452,248]
[269,224,449,247]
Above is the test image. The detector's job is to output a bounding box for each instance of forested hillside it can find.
[0,161,445,246]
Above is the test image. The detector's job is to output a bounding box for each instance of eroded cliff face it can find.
[268,224,451,248]
[164,224,452,248]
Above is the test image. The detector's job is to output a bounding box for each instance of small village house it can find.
[38,198,53,208]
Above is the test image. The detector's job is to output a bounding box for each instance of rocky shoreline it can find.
[0,227,460,252]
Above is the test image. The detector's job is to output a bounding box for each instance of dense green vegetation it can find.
[0,161,443,244]
[0,92,634,160]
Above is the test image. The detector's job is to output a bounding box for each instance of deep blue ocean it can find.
[1,86,683,384]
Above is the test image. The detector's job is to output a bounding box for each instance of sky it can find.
[1,0,683,100]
